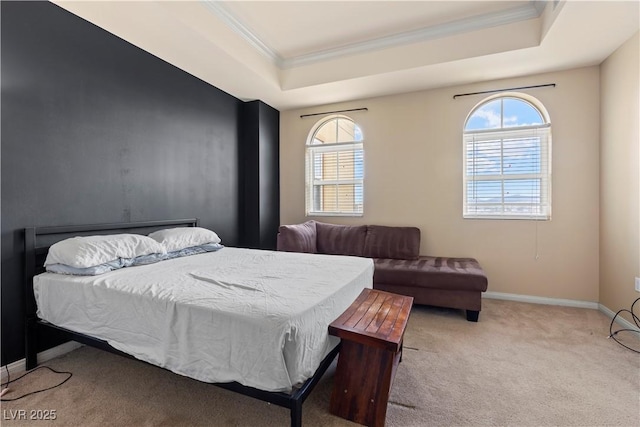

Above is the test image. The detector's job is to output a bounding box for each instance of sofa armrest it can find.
[276,221,317,253]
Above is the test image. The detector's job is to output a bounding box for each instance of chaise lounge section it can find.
[277,221,488,321]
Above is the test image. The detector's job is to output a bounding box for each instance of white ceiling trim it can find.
[201,0,281,65]
[202,0,545,70]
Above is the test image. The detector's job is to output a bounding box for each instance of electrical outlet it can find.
[635,277,640,292]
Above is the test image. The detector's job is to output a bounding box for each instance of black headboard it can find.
[24,218,199,320]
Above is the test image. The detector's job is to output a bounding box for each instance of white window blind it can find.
[464,124,551,219]
[305,116,364,216]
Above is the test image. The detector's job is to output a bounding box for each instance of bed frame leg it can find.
[290,401,302,427]
[25,318,38,370]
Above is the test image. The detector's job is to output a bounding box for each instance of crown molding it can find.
[534,0,549,15]
[202,0,545,70]
[282,2,544,69]
[201,0,283,66]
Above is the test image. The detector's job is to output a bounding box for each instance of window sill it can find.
[306,212,364,218]
[463,214,550,221]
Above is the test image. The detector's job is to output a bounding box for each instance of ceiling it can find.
[52,1,639,111]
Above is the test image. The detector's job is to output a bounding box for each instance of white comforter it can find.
[34,247,374,392]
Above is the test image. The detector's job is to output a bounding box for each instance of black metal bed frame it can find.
[24,219,339,427]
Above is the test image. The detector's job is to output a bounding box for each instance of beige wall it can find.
[599,31,640,319]
[281,67,601,302]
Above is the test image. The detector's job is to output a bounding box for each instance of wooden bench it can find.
[328,288,414,427]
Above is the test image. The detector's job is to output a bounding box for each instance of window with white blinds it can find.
[306,116,364,216]
[463,96,551,220]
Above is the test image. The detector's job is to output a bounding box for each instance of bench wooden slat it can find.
[341,288,379,328]
[354,291,385,331]
[375,294,406,339]
[364,294,393,334]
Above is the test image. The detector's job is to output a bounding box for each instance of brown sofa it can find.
[277,221,488,321]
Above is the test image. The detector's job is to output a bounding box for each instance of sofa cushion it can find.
[373,256,488,292]
[363,225,420,260]
[316,222,367,257]
[276,221,317,253]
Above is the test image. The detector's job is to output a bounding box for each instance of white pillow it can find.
[148,227,221,253]
[44,234,166,269]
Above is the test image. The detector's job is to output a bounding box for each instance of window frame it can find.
[463,94,552,220]
[305,115,364,217]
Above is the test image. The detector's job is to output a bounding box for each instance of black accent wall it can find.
[1,2,279,365]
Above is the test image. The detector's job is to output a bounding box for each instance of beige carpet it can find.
[2,299,638,426]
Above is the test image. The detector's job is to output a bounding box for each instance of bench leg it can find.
[466,310,479,322]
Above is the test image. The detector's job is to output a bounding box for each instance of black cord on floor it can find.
[608,297,640,354]
[0,366,72,402]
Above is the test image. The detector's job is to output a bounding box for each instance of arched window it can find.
[463,94,551,219]
[306,115,364,216]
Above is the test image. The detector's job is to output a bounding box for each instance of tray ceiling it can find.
[52,1,639,110]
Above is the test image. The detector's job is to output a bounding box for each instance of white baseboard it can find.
[483,291,599,309]
[599,303,640,336]
[1,341,83,383]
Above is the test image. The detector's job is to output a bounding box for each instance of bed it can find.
[24,219,374,426]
